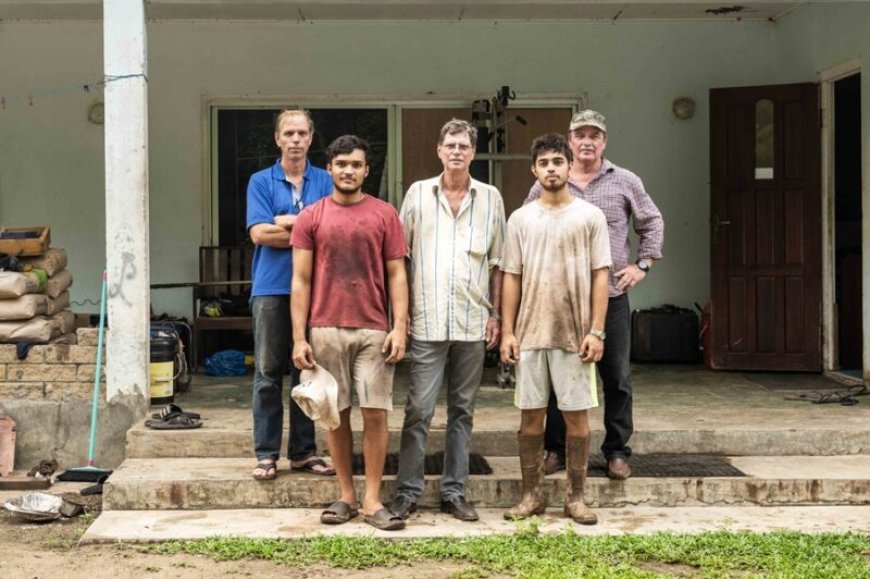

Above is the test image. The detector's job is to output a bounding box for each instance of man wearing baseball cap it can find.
[524,109,664,480]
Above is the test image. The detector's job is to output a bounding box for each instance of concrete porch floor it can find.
[135,362,870,458]
[80,363,870,542]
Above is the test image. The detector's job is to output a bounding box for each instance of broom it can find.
[58,269,113,483]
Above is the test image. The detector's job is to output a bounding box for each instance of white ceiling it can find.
[0,1,803,22]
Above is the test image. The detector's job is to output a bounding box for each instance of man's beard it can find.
[541,180,565,193]
[334,182,362,195]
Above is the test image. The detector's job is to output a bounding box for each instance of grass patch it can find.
[145,530,870,578]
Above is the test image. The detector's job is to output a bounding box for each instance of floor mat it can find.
[743,372,847,391]
[352,452,492,476]
[588,454,745,478]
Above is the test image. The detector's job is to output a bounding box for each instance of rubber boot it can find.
[564,435,597,525]
[504,433,548,520]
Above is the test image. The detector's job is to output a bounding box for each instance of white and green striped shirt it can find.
[400,175,506,342]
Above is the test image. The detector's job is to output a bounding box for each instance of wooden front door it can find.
[709,83,822,371]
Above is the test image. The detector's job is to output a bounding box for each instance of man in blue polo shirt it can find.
[247,109,334,480]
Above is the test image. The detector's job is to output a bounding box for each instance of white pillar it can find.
[103,0,150,400]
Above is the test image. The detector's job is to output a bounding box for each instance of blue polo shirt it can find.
[246,158,332,297]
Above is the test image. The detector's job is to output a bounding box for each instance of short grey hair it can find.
[438,118,478,149]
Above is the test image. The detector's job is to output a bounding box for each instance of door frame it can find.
[820,59,861,374]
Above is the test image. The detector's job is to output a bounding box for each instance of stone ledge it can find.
[76,327,108,347]
[0,345,45,364]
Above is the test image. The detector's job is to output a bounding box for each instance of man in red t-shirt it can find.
[291,134,409,531]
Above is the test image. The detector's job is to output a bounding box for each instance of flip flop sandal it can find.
[252,461,277,481]
[144,412,203,430]
[291,457,336,476]
[151,403,201,421]
[320,500,359,525]
[363,507,406,531]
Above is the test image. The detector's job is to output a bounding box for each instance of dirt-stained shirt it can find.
[502,198,611,352]
[291,195,407,332]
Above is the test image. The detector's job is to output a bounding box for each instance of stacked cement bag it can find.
[0,248,75,343]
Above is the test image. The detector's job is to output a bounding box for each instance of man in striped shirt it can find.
[391,119,506,522]
[525,110,664,480]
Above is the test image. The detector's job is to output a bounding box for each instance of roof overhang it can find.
[0,0,801,22]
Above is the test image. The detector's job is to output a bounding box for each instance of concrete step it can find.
[103,455,870,511]
[82,505,870,543]
[127,409,870,458]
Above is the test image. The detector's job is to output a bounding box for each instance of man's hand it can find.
[274,214,298,230]
[614,263,646,292]
[500,333,520,365]
[579,334,604,363]
[485,317,501,350]
[292,340,316,370]
[382,329,407,364]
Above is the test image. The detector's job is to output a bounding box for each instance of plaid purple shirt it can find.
[526,158,664,297]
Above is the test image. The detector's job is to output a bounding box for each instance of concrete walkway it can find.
[83,505,870,543]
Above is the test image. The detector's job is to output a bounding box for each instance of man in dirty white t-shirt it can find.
[500,133,611,525]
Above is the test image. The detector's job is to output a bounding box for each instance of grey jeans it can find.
[395,340,485,501]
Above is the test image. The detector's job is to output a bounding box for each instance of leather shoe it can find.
[389,495,417,520]
[544,451,565,475]
[440,496,479,521]
[607,457,631,480]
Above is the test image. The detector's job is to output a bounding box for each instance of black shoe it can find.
[440,496,479,522]
[390,495,418,520]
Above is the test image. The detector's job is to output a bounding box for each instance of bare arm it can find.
[580,267,610,363]
[485,268,503,350]
[290,247,315,369]
[382,257,409,364]
[499,271,522,364]
[250,222,293,248]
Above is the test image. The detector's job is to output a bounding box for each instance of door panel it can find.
[710,83,821,371]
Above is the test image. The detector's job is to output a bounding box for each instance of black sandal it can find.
[321,500,359,524]
[144,412,203,430]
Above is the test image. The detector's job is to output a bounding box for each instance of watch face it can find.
[637,260,649,272]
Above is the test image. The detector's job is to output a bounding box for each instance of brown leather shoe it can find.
[607,458,631,480]
[544,451,565,475]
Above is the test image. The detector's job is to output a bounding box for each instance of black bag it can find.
[631,305,699,363]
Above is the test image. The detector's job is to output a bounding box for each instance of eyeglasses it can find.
[294,198,304,213]
[441,143,473,153]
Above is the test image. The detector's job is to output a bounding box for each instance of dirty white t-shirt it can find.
[502,198,611,352]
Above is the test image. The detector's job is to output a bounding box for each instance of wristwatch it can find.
[588,329,606,341]
[636,259,650,273]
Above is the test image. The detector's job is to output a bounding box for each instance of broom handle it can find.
[87,269,108,467]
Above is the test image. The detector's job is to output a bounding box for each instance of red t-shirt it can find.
[291,195,407,332]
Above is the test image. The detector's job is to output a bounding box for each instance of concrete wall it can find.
[1,16,820,320]
[0,329,142,469]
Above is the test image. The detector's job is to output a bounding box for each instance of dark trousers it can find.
[251,295,316,461]
[545,294,633,461]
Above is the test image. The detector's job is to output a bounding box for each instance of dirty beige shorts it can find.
[514,348,599,411]
[310,327,394,411]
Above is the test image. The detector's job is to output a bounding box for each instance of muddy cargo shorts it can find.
[310,327,395,412]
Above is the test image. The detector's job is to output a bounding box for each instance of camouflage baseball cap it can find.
[569,110,607,133]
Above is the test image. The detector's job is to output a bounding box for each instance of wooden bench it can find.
[191,246,254,368]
